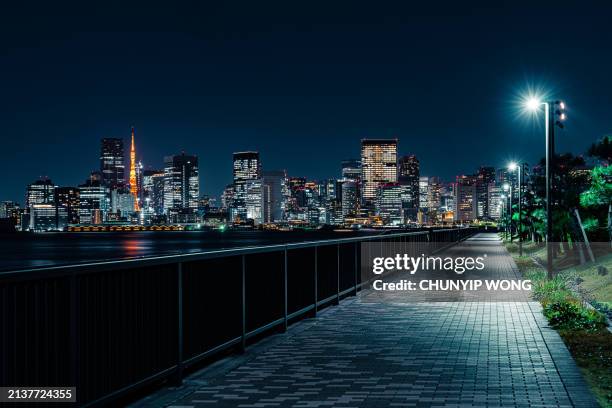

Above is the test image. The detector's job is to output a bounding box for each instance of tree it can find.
[587,136,611,163]
[580,165,612,245]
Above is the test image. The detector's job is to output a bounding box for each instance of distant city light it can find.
[508,162,517,171]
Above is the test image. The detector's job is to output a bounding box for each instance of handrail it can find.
[0,226,476,407]
[0,228,466,279]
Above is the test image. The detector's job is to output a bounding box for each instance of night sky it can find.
[2,2,611,204]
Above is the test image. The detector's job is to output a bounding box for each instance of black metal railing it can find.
[0,228,475,406]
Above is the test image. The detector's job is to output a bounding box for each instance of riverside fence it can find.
[0,228,475,406]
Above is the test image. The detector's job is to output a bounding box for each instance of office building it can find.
[163,153,199,221]
[341,159,361,181]
[221,184,235,210]
[110,189,135,217]
[454,175,477,222]
[29,204,56,232]
[100,138,125,189]
[361,139,398,205]
[55,186,80,228]
[245,179,264,225]
[419,176,429,211]
[476,166,496,219]
[79,174,109,224]
[26,177,56,207]
[376,183,403,226]
[232,152,260,222]
[0,201,22,230]
[262,170,287,223]
[398,155,420,221]
[488,183,503,220]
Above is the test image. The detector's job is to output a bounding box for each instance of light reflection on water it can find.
[0,230,369,271]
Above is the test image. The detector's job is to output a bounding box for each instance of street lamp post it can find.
[524,97,565,279]
[509,162,523,256]
[503,183,511,241]
[500,194,507,239]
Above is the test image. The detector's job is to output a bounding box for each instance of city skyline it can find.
[3,3,612,203]
[4,128,586,207]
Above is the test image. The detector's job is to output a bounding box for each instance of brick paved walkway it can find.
[133,234,598,408]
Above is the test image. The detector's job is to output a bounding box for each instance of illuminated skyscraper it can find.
[163,153,199,221]
[419,176,429,211]
[376,183,403,226]
[398,155,420,221]
[100,138,125,189]
[262,170,287,223]
[55,186,80,228]
[129,127,139,211]
[454,174,477,222]
[361,139,397,205]
[476,166,496,219]
[341,159,361,181]
[79,173,110,225]
[26,177,56,208]
[232,151,260,222]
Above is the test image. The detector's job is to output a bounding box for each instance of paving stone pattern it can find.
[133,234,598,408]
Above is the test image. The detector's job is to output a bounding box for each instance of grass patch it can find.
[560,330,612,408]
[506,240,612,407]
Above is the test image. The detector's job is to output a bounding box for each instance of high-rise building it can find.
[100,138,125,189]
[341,180,359,218]
[79,174,109,225]
[245,179,264,225]
[221,184,235,210]
[163,153,199,221]
[26,177,56,207]
[476,166,496,219]
[454,175,477,222]
[398,155,420,221]
[361,139,397,205]
[341,159,361,181]
[129,127,139,211]
[376,183,403,226]
[55,186,80,229]
[0,201,22,230]
[262,170,287,223]
[427,176,441,212]
[110,189,135,217]
[232,152,261,222]
[29,204,56,232]
[418,176,429,212]
[0,201,19,219]
[487,183,503,220]
[141,169,164,214]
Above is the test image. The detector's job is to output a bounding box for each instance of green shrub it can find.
[531,275,567,301]
[543,298,606,331]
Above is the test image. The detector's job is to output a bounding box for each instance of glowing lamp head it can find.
[508,162,518,171]
[525,97,541,111]
[559,101,565,110]
[503,183,510,191]
[560,113,566,121]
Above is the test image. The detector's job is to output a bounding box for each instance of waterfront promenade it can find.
[134,234,598,408]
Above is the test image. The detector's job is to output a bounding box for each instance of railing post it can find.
[240,255,246,353]
[335,244,340,305]
[313,246,318,317]
[69,272,78,391]
[174,262,184,385]
[353,242,358,296]
[282,249,288,333]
